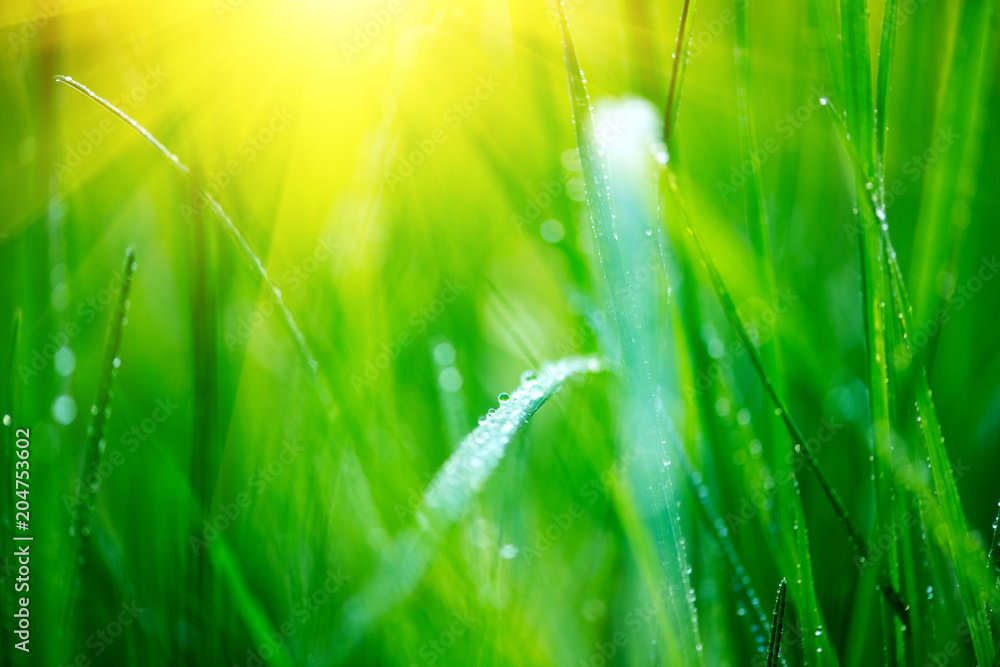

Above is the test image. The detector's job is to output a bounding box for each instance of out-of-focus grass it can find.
[1,0,999,665]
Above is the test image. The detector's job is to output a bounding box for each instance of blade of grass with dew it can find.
[597,95,707,663]
[885,255,997,665]
[825,87,999,661]
[766,578,787,667]
[63,247,135,654]
[681,448,785,664]
[659,170,848,663]
[324,356,605,664]
[663,0,696,148]
[51,75,335,412]
[557,8,703,663]
[858,141,904,667]
[842,0,910,659]
[664,260,782,662]
[661,170,910,629]
[824,101,1000,655]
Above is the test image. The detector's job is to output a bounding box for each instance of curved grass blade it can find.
[63,247,136,646]
[325,356,605,663]
[766,578,788,667]
[52,75,333,410]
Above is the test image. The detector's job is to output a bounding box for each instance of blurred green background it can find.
[1,0,998,665]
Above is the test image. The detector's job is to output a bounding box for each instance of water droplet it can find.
[54,346,76,377]
[499,544,519,559]
[498,392,510,403]
[52,395,78,425]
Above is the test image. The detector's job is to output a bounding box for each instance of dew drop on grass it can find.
[497,392,510,403]
[54,346,76,377]
[438,367,463,392]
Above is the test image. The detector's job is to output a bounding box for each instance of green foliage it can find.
[1,0,998,665]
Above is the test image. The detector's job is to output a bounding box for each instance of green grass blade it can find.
[662,174,909,627]
[766,578,788,667]
[663,0,697,146]
[51,75,332,408]
[683,451,780,662]
[886,264,997,664]
[558,9,703,662]
[874,0,899,188]
[840,0,876,178]
[64,247,136,648]
[325,356,605,663]
[731,3,836,661]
